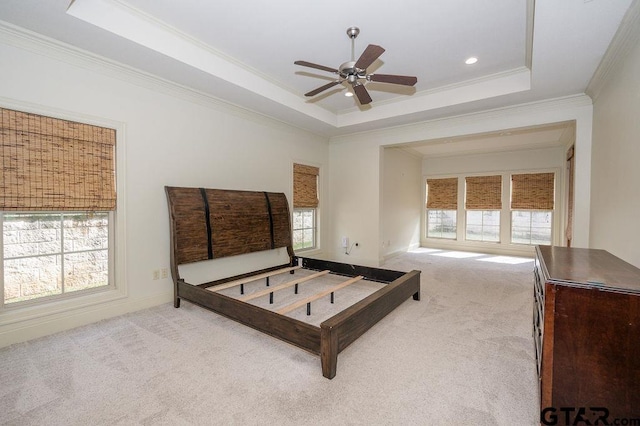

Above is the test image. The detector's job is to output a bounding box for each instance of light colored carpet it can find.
[0,249,538,425]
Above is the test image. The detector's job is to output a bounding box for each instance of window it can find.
[466,210,500,242]
[293,163,319,251]
[1,108,116,307]
[2,212,112,304]
[510,172,554,246]
[425,178,458,239]
[465,175,502,243]
[427,210,457,239]
[292,209,316,250]
[511,211,552,245]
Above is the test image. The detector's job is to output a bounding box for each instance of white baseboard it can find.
[419,239,535,257]
[0,291,173,348]
[381,243,421,263]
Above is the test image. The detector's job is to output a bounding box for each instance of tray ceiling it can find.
[0,0,634,137]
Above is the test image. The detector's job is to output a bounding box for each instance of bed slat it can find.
[239,270,330,302]
[277,276,364,315]
[206,266,301,292]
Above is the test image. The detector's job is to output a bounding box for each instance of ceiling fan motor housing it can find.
[339,61,366,85]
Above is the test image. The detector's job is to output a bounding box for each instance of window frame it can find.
[422,168,560,252]
[292,207,317,251]
[425,177,459,241]
[0,102,126,321]
[292,162,320,253]
[464,175,502,243]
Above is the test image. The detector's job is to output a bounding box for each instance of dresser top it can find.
[536,245,640,294]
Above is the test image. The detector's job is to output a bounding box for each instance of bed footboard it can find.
[320,270,421,378]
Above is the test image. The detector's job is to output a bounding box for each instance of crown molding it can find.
[586,0,640,101]
[338,67,531,117]
[0,20,329,139]
[337,67,531,128]
[104,0,295,95]
[65,0,336,127]
[558,121,576,147]
[330,94,592,145]
[336,0,535,123]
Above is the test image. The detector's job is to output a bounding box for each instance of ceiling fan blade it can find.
[294,60,339,74]
[353,84,372,105]
[354,44,385,70]
[304,81,342,97]
[369,74,418,86]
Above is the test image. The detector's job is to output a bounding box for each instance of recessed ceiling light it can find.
[345,91,354,97]
[465,57,478,65]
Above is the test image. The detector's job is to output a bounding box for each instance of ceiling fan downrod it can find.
[347,26,360,62]
[341,26,364,85]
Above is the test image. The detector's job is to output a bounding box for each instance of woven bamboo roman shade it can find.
[426,178,458,209]
[511,172,555,210]
[0,107,116,211]
[465,175,502,210]
[293,163,319,208]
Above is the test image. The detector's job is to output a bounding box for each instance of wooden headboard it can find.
[165,187,294,271]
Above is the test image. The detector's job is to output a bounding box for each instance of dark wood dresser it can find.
[533,245,640,422]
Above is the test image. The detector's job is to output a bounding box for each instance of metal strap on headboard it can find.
[264,191,275,250]
[199,188,214,259]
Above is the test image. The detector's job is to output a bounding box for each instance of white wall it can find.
[329,96,593,265]
[422,146,566,256]
[381,148,422,260]
[423,146,566,176]
[326,139,381,266]
[0,30,329,346]
[590,19,640,267]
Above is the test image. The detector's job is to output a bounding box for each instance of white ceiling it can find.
[0,0,634,146]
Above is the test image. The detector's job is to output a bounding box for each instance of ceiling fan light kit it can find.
[294,27,418,106]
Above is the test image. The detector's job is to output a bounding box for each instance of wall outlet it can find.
[161,268,168,279]
[152,269,160,280]
[341,236,349,248]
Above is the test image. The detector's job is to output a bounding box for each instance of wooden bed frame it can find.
[165,186,421,379]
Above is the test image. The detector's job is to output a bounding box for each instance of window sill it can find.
[0,284,127,327]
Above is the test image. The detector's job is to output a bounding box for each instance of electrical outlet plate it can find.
[161,268,168,279]
[152,270,160,280]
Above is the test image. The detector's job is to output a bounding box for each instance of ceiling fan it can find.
[294,26,418,105]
